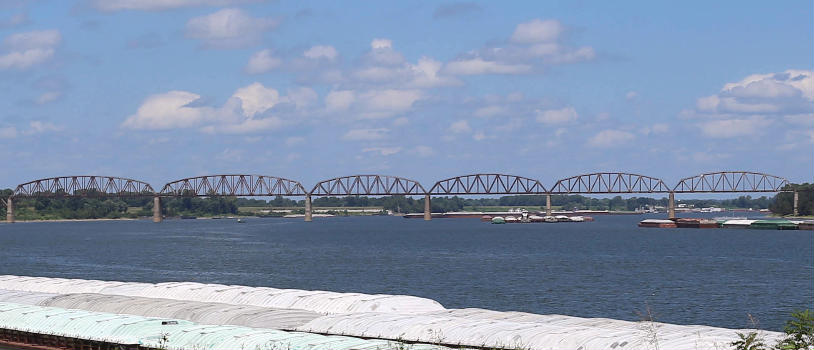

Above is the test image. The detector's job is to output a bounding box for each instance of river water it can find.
[0,214,810,331]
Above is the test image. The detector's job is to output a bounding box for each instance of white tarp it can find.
[0,275,445,314]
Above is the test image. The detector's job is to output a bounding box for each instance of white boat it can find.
[505,216,519,223]
[543,216,557,223]
[569,216,584,222]
[555,215,570,222]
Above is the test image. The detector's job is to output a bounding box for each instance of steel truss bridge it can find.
[3,171,800,223]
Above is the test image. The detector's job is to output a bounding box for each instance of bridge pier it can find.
[668,192,676,220]
[305,194,312,222]
[545,194,552,216]
[793,191,799,216]
[152,196,162,223]
[5,197,13,223]
[424,194,431,221]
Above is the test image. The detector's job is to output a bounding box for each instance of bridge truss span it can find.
[672,171,790,193]
[550,172,670,194]
[310,175,425,196]
[160,175,306,197]
[430,174,547,195]
[13,176,155,198]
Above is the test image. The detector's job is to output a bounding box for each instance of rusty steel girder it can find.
[13,176,155,197]
[160,174,306,197]
[550,172,670,194]
[430,174,547,195]
[673,171,790,193]
[310,175,425,196]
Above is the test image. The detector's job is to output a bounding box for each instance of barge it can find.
[638,219,678,228]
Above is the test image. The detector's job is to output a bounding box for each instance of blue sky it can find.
[0,0,812,190]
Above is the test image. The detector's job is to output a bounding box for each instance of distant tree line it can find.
[770,183,813,216]
[1,185,808,220]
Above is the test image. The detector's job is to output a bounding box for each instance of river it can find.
[0,213,810,331]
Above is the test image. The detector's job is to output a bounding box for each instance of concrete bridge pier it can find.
[668,192,676,220]
[423,194,431,221]
[793,191,799,216]
[545,194,552,216]
[5,197,13,223]
[152,196,162,223]
[304,194,312,222]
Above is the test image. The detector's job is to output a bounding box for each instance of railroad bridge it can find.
[2,171,798,223]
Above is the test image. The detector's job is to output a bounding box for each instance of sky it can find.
[0,0,812,191]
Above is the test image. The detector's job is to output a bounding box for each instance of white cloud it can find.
[371,38,392,49]
[366,38,404,66]
[511,19,563,43]
[0,127,17,139]
[325,90,355,112]
[91,0,265,11]
[123,91,213,129]
[536,106,578,124]
[285,136,305,146]
[214,148,244,161]
[784,114,813,125]
[696,116,772,138]
[443,18,593,76]
[231,82,282,117]
[185,8,276,48]
[357,89,422,118]
[472,131,486,141]
[36,91,61,105]
[412,145,434,157]
[0,29,61,70]
[474,105,507,118]
[626,91,638,100]
[392,117,409,126]
[26,121,62,134]
[687,70,813,138]
[0,13,28,28]
[588,129,635,147]
[4,30,61,49]
[443,58,531,75]
[245,49,281,74]
[287,87,317,110]
[694,70,813,115]
[123,82,295,133]
[303,45,338,60]
[201,117,282,134]
[342,128,389,141]
[449,120,471,133]
[363,147,402,156]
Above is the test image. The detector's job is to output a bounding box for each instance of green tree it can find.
[776,310,814,350]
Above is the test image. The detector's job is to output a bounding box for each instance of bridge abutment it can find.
[668,192,676,219]
[152,197,162,223]
[305,194,312,222]
[545,194,552,216]
[793,191,799,216]
[5,198,13,223]
[423,194,431,220]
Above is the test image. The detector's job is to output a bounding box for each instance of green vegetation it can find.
[731,310,814,350]
[770,184,813,216]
